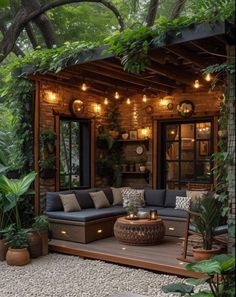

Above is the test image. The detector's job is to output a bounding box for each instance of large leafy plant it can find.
[191,193,222,250]
[162,254,235,297]
[0,172,36,228]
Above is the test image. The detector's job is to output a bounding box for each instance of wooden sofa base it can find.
[49,215,122,244]
[160,217,186,237]
[49,215,186,244]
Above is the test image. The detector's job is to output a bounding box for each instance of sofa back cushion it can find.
[100,188,114,204]
[45,190,73,211]
[74,189,97,209]
[144,190,165,207]
[165,190,186,208]
[89,191,110,209]
[60,193,81,212]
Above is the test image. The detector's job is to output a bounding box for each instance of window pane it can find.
[71,122,80,175]
[181,162,194,180]
[196,122,211,139]
[196,162,211,181]
[166,162,179,180]
[166,125,179,140]
[197,140,211,160]
[181,123,194,139]
[60,121,70,175]
[60,174,69,189]
[166,142,179,160]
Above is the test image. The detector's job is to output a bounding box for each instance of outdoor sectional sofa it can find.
[45,188,189,244]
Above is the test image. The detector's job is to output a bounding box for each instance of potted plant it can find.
[32,215,49,256]
[136,156,147,172]
[190,193,222,261]
[1,224,31,266]
[39,156,56,179]
[96,133,114,150]
[162,254,235,297]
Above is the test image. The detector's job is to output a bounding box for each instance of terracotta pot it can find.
[192,245,221,261]
[121,133,129,140]
[139,166,146,173]
[40,230,49,256]
[0,239,8,261]
[29,230,42,258]
[6,248,30,266]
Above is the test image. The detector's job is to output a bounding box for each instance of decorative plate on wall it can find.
[145,105,154,114]
[136,146,144,155]
[70,99,84,116]
[177,100,194,118]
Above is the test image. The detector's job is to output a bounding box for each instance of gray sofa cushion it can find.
[145,190,165,207]
[157,208,187,218]
[99,188,114,205]
[165,190,186,208]
[73,189,97,209]
[138,206,186,218]
[45,191,73,212]
[46,206,126,222]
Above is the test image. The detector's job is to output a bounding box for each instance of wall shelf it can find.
[117,138,150,150]
[121,171,150,183]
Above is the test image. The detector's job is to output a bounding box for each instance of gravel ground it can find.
[0,253,184,297]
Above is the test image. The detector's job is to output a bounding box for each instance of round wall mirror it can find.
[71,99,84,115]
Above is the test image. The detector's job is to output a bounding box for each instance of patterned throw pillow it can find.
[111,187,130,206]
[175,196,191,210]
[122,189,145,209]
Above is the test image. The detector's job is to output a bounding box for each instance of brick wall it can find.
[39,81,221,207]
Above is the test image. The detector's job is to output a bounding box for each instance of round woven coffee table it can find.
[114,217,165,246]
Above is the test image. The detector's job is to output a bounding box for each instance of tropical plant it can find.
[1,224,30,249]
[96,133,114,150]
[162,254,235,297]
[32,215,49,232]
[0,172,36,228]
[190,193,222,250]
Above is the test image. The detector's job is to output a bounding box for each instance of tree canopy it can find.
[0,0,234,65]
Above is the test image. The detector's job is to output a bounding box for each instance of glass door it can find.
[160,120,213,189]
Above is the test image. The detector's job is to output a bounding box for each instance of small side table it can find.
[114,217,165,245]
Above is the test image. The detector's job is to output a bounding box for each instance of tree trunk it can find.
[170,0,186,20]
[0,0,125,63]
[0,15,24,57]
[146,0,159,27]
[21,0,57,48]
[25,24,38,49]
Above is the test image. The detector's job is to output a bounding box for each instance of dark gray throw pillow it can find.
[145,190,165,207]
[165,190,186,208]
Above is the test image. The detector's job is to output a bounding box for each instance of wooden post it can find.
[152,120,158,189]
[90,119,95,188]
[55,114,60,192]
[34,81,40,215]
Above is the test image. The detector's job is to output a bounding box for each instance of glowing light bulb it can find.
[81,82,87,91]
[194,80,200,89]
[205,73,212,82]
[126,98,131,104]
[142,94,147,102]
[115,91,120,99]
[104,97,108,105]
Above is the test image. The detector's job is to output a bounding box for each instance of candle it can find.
[150,209,158,220]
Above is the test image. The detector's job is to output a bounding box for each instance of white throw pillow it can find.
[175,196,191,210]
[122,189,145,209]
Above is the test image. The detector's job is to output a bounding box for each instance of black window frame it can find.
[158,117,214,189]
[59,117,91,190]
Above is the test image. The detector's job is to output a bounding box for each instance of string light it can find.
[204,73,212,82]
[81,82,88,91]
[142,94,147,102]
[126,98,131,104]
[104,97,109,105]
[115,91,120,99]
[194,80,200,89]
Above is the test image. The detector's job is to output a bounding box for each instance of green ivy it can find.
[105,8,235,74]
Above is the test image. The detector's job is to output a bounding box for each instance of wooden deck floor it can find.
[49,236,202,278]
